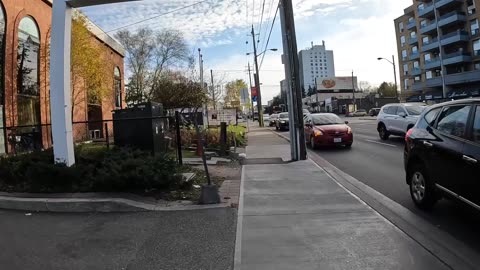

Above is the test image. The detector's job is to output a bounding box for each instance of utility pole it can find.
[210,69,216,110]
[281,0,306,160]
[251,26,264,127]
[391,55,399,101]
[352,70,356,110]
[247,62,255,117]
[279,1,298,161]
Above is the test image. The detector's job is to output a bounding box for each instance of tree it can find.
[70,13,110,119]
[207,71,227,110]
[150,71,207,110]
[377,82,397,97]
[115,27,191,105]
[301,86,306,98]
[307,85,314,96]
[223,79,247,110]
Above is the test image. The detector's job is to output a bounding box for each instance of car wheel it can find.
[409,165,437,210]
[310,136,317,150]
[378,124,389,140]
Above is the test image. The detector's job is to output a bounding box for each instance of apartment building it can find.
[0,0,125,154]
[298,41,335,91]
[395,0,480,102]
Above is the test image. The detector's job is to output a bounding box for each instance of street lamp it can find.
[246,48,278,56]
[378,55,399,101]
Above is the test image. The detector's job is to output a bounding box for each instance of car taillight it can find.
[347,127,352,134]
[314,130,323,136]
[405,128,414,142]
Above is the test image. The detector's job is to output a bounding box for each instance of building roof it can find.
[44,0,125,56]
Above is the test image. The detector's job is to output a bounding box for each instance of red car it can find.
[304,113,353,148]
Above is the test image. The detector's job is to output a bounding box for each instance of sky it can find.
[82,0,412,104]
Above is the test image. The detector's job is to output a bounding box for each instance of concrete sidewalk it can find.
[235,126,449,270]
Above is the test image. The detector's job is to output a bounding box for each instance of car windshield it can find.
[311,114,343,125]
[405,105,426,115]
[270,114,279,119]
[279,113,289,119]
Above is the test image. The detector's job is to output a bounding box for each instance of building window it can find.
[424,53,431,62]
[399,22,404,32]
[404,79,409,90]
[474,39,480,56]
[420,20,427,27]
[114,67,122,108]
[412,46,418,54]
[422,36,429,45]
[408,17,414,23]
[403,64,408,75]
[468,1,476,15]
[414,76,421,81]
[400,36,406,46]
[418,3,424,10]
[426,71,433,79]
[471,19,479,36]
[410,31,416,39]
[402,50,407,60]
[17,16,41,134]
[475,62,480,70]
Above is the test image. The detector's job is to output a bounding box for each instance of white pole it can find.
[50,0,75,166]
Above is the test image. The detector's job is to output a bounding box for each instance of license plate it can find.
[334,138,342,143]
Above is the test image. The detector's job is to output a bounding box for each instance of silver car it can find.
[376,103,427,140]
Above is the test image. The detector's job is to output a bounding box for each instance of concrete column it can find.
[50,0,75,166]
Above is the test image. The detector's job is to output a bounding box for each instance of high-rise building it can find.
[298,41,335,91]
[395,0,480,102]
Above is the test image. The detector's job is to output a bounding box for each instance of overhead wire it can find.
[256,0,267,42]
[259,2,279,70]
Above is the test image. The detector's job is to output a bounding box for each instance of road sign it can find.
[252,96,257,102]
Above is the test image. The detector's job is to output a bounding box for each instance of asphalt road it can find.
[0,208,236,270]
[305,118,480,255]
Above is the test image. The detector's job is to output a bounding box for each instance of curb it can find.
[274,130,480,270]
[0,193,230,213]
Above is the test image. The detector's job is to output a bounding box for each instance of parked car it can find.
[346,109,367,117]
[303,109,310,118]
[253,112,259,121]
[377,103,427,140]
[276,112,289,131]
[369,108,381,116]
[404,99,480,210]
[304,113,353,148]
[269,114,279,127]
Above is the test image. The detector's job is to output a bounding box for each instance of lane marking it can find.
[365,139,397,147]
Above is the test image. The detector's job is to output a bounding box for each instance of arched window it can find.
[17,16,41,147]
[114,67,122,108]
[0,3,6,154]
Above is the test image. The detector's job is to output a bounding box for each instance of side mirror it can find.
[344,121,349,124]
[398,112,406,118]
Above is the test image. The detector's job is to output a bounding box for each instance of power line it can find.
[259,2,279,69]
[258,0,276,55]
[256,0,267,42]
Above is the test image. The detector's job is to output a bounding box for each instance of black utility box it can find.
[112,102,167,154]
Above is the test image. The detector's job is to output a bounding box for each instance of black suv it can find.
[404,99,480,210]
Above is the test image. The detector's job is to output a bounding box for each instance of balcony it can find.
[408,36,419,45]
[409,52,421,60]
[443,51,472,66]
[411,68,422,76]
[407,20,416,30]
[472,28,480,38]
[421,38,439,52]
[418,3,434,17]
[445,70,480,85]
[420,21,438,35]
[474,50,480,59]
[440,30,469,46]
[434,0,464,10]
[437,11,466,28]
[425,76,443,87]
[412,82,424,91]
[425,58,441,69]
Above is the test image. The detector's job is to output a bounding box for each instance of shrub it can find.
[0,146,182,193]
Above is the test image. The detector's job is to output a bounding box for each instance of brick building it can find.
[0,0,125,154]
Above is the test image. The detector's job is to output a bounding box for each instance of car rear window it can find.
[405,105,426,115]
[386,106,398,115]
[436,105,471,138]
[424,107,441,126]
[279,113,289,119]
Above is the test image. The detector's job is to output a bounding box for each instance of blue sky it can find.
[82,0,412,104]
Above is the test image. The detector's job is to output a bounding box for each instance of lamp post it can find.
[377,55,399,100]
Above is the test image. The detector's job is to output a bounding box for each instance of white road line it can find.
[364,139,397,147]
